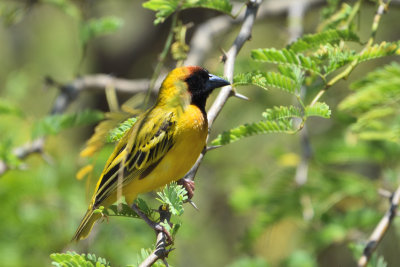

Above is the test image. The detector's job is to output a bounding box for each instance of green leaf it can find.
[314,44,356,75]
[135,198,153,217]
[305,102,331,118]
[211,119,295,146]
[339,63,400,143]
[103,203,141,219]
[251,48,321,74]
[234,71,300,95]
[0,138,22,168]
[80,16,124,45]
[106,117,137,143]
[50,251,110,267]
[0,99,23,117]
[262,106,302,120]
[288,29,360,53]
[156,182,188,216]
[277,65,305,86]
[318,3,353,31]
[32,110,104,139]
[339,63,400,113]
[356,41,400,63]
[320,0,341,22]
[143,0,232,25]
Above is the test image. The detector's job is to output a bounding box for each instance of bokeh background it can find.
[1,0,400,266]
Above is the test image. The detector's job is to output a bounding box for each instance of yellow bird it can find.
[73,66,229,241]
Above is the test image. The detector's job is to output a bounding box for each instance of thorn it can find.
[162,258,170,267]
[233,92,250,101]
[188,199,199,211]
[206,145,222,151]
[219,48,227,63]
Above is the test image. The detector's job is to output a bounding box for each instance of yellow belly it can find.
[123,104,207,204]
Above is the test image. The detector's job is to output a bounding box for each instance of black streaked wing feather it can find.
[93,111,176,206]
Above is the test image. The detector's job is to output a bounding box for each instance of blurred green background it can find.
[1,0,400,266]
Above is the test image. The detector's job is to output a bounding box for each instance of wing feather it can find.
[92,110,176,207]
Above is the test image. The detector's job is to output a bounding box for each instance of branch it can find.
[183,0,262,182]
[358,184,400,267]
[185,0,324,66]
[135,205,172,267]
[139,231,170,267]
[0,74,154,177]
[67,75,151,94]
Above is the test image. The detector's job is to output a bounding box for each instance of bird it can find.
[72,66,230,241]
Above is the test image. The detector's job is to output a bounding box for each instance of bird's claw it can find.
[178,178,195,199]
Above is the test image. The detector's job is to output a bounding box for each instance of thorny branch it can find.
[358,184,400,267]
[183,0,262,182]
[135,206,172,267]
[139,230,170,267]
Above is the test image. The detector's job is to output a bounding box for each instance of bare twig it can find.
[358,184,400,267]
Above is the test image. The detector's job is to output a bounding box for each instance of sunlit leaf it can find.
[339,63,400,143]
[211,119,295,146]
[357,41,400,63]
[156,182,188,216]
[318,3,353,32]
[288,29,360,53]
[305,102,331,118]
[251,48,321,74]
[262,106,302,120]
[234,71,300,95]
[50,251,110,267]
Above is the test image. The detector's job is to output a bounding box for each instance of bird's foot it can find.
[177,178,195,199]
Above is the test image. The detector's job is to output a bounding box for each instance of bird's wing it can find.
[92,109,176,206]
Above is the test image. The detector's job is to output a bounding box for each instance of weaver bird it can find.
[73,66,229,241]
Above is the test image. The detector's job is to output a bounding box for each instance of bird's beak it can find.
[206,74,230,92]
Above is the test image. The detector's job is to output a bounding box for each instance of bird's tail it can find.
[72,208,101,241]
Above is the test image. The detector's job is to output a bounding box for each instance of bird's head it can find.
[158,66,230,112]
